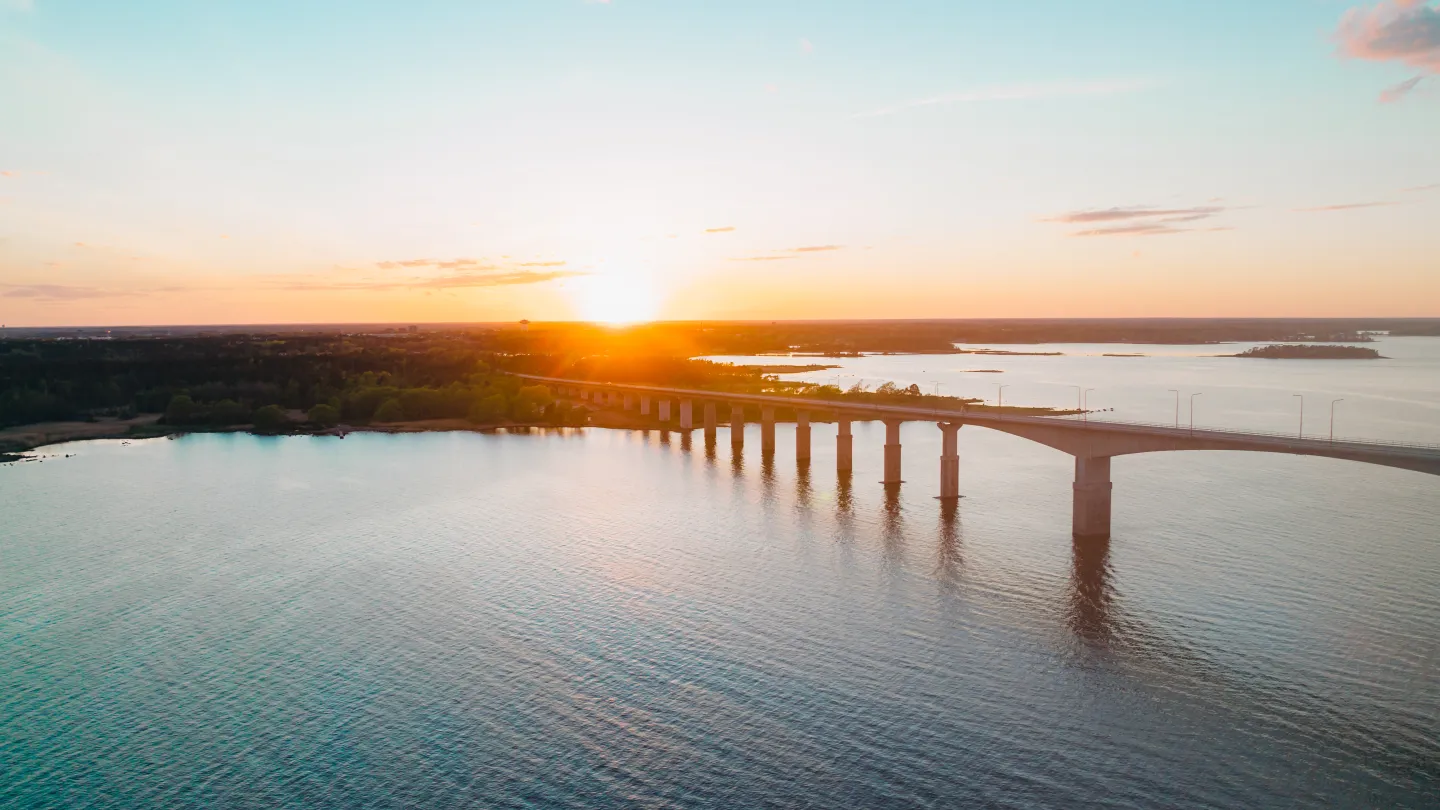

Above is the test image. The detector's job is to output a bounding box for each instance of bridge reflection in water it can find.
[526,374,1440,540]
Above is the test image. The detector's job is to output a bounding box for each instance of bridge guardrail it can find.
[514,373,1440,454]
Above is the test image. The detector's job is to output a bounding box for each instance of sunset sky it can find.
[2,0,1438,326]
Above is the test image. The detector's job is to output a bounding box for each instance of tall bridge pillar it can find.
[938,422,962,499]
[796,411,811,462]
[679,400,694,430]
[640,395,651,416]
[623,393,633,411]
[1073,456,1113,539]
[703,402,717,441]
[730,403,745,447]
[883,420,904,484]
[836,415,853,472]
[658,399,671,423]
[761,407,776,454]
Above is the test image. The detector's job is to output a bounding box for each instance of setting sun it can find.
[570,268,661,325]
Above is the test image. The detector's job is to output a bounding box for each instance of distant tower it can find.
[519,319,531,330]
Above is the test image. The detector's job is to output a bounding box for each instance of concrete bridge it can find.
[516,374,1440,539]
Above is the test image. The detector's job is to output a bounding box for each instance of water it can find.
[3,341,1439,808]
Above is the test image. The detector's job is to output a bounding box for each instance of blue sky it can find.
[1,0,1437,324]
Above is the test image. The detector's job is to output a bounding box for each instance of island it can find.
[1230,344,1384,359]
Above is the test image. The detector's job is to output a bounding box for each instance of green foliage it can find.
[209,399,252,426]
[374,399,405,423]
[511,385,552,421]
[308,403,341,427]
[468,392,508,424]
[164,394,197,424]
[252,404,289,432]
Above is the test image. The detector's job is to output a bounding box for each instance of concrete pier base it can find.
[679,400,693,430]
[704,402,717,442]
[883,420,903,484]
[1072,456,1113,539]
[730,404,745,447]
[761,407,776,454]
[659,400,671,423]
[640,396,651,416]
[623,393,633,411]
[836,416,853,472]
[938,422,962,499]
[796,411,811,462]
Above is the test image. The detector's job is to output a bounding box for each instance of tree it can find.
[875,381,900,396]
[210,399,251,426]
[252,404,290,432]
[468,392,508,424]
[164,394,197,424]
[511,384,552,421]
[374,398,405,423]
[308,403,341,427]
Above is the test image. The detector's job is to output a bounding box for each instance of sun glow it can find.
[570,267,661,324]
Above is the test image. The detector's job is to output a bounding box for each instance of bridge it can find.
[515,374,1440,539]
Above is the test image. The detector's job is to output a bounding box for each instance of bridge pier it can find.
[836,415,853,472]
[883,420,903,484]
[623,393,633,411]
[640,395,651,416]
[761,407,776,454]
[658,399,671,423]
[796,411,811,462]
[679,400,694,430]
[938,422,961,499]
[1072,456,1113,539]
[730,403,745,447]
[703,402,717,442]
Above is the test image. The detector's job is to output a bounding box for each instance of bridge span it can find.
[515,374,1440,539]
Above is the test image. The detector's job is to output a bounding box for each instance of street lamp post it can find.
[1189,392,1203,432]
[1293,394,1304,439]
[1070,384,1083,415]
[1168,390,1180,429]
[1330,398,1344,442]
[1084,388,1096,423]
[997,384,1010,416]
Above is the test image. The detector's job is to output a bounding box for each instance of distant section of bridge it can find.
[515,374,1440,539]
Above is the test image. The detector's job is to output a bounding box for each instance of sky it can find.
[1,0,1438,326]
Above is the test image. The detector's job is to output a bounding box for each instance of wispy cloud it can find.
[705,226,737,233]
[1042,204,1232,237]
[1380,75,1427,101]
[284,270,583,292]
[1335,1,1440,101]
[1404,182,1440,192]
[729,244,845,261]
[800,38,814,54]
[786,245,843,253]
[518,261,566,267]
[2,284,134,300]
[376,258,492,270]
[855,78,1155,118]
[1293,201,1397,212]
[1042,206,1224,224]
[729,256,797,262]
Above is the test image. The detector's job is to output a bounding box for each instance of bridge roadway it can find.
[515,374,1440,539]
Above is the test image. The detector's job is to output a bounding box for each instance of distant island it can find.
[1230,344,1384,359]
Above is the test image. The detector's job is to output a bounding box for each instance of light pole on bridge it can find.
[1331,399,1344,443]
[1189,392,1203,433]
[1084,388,1096,423]
[1293,394,1304,439]
[997,384,1010,416]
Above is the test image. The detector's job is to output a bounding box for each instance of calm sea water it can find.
[3,339,1438,808]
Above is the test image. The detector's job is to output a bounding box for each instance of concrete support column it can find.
[640,395,651,416]
[730,403,745,447]
[938,422,962,499]
[623,393,633,411]
[679,400,694,430]
[836,415,853,472]
[1072,456,1113,539]
[703,402,718,441]
[659,399,671,423]
[581,390,590,402]
[796,411,811,462]
[609,391,618,406]
[883,419,903,484]
[761,406,776,454]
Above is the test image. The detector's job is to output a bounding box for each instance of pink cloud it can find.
[1336,1,1440,71]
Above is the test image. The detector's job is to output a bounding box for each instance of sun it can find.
[571,268,661,325]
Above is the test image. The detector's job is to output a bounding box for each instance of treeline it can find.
[0,333,579,429]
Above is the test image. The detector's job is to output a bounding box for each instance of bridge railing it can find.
[516,373,1440,454]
